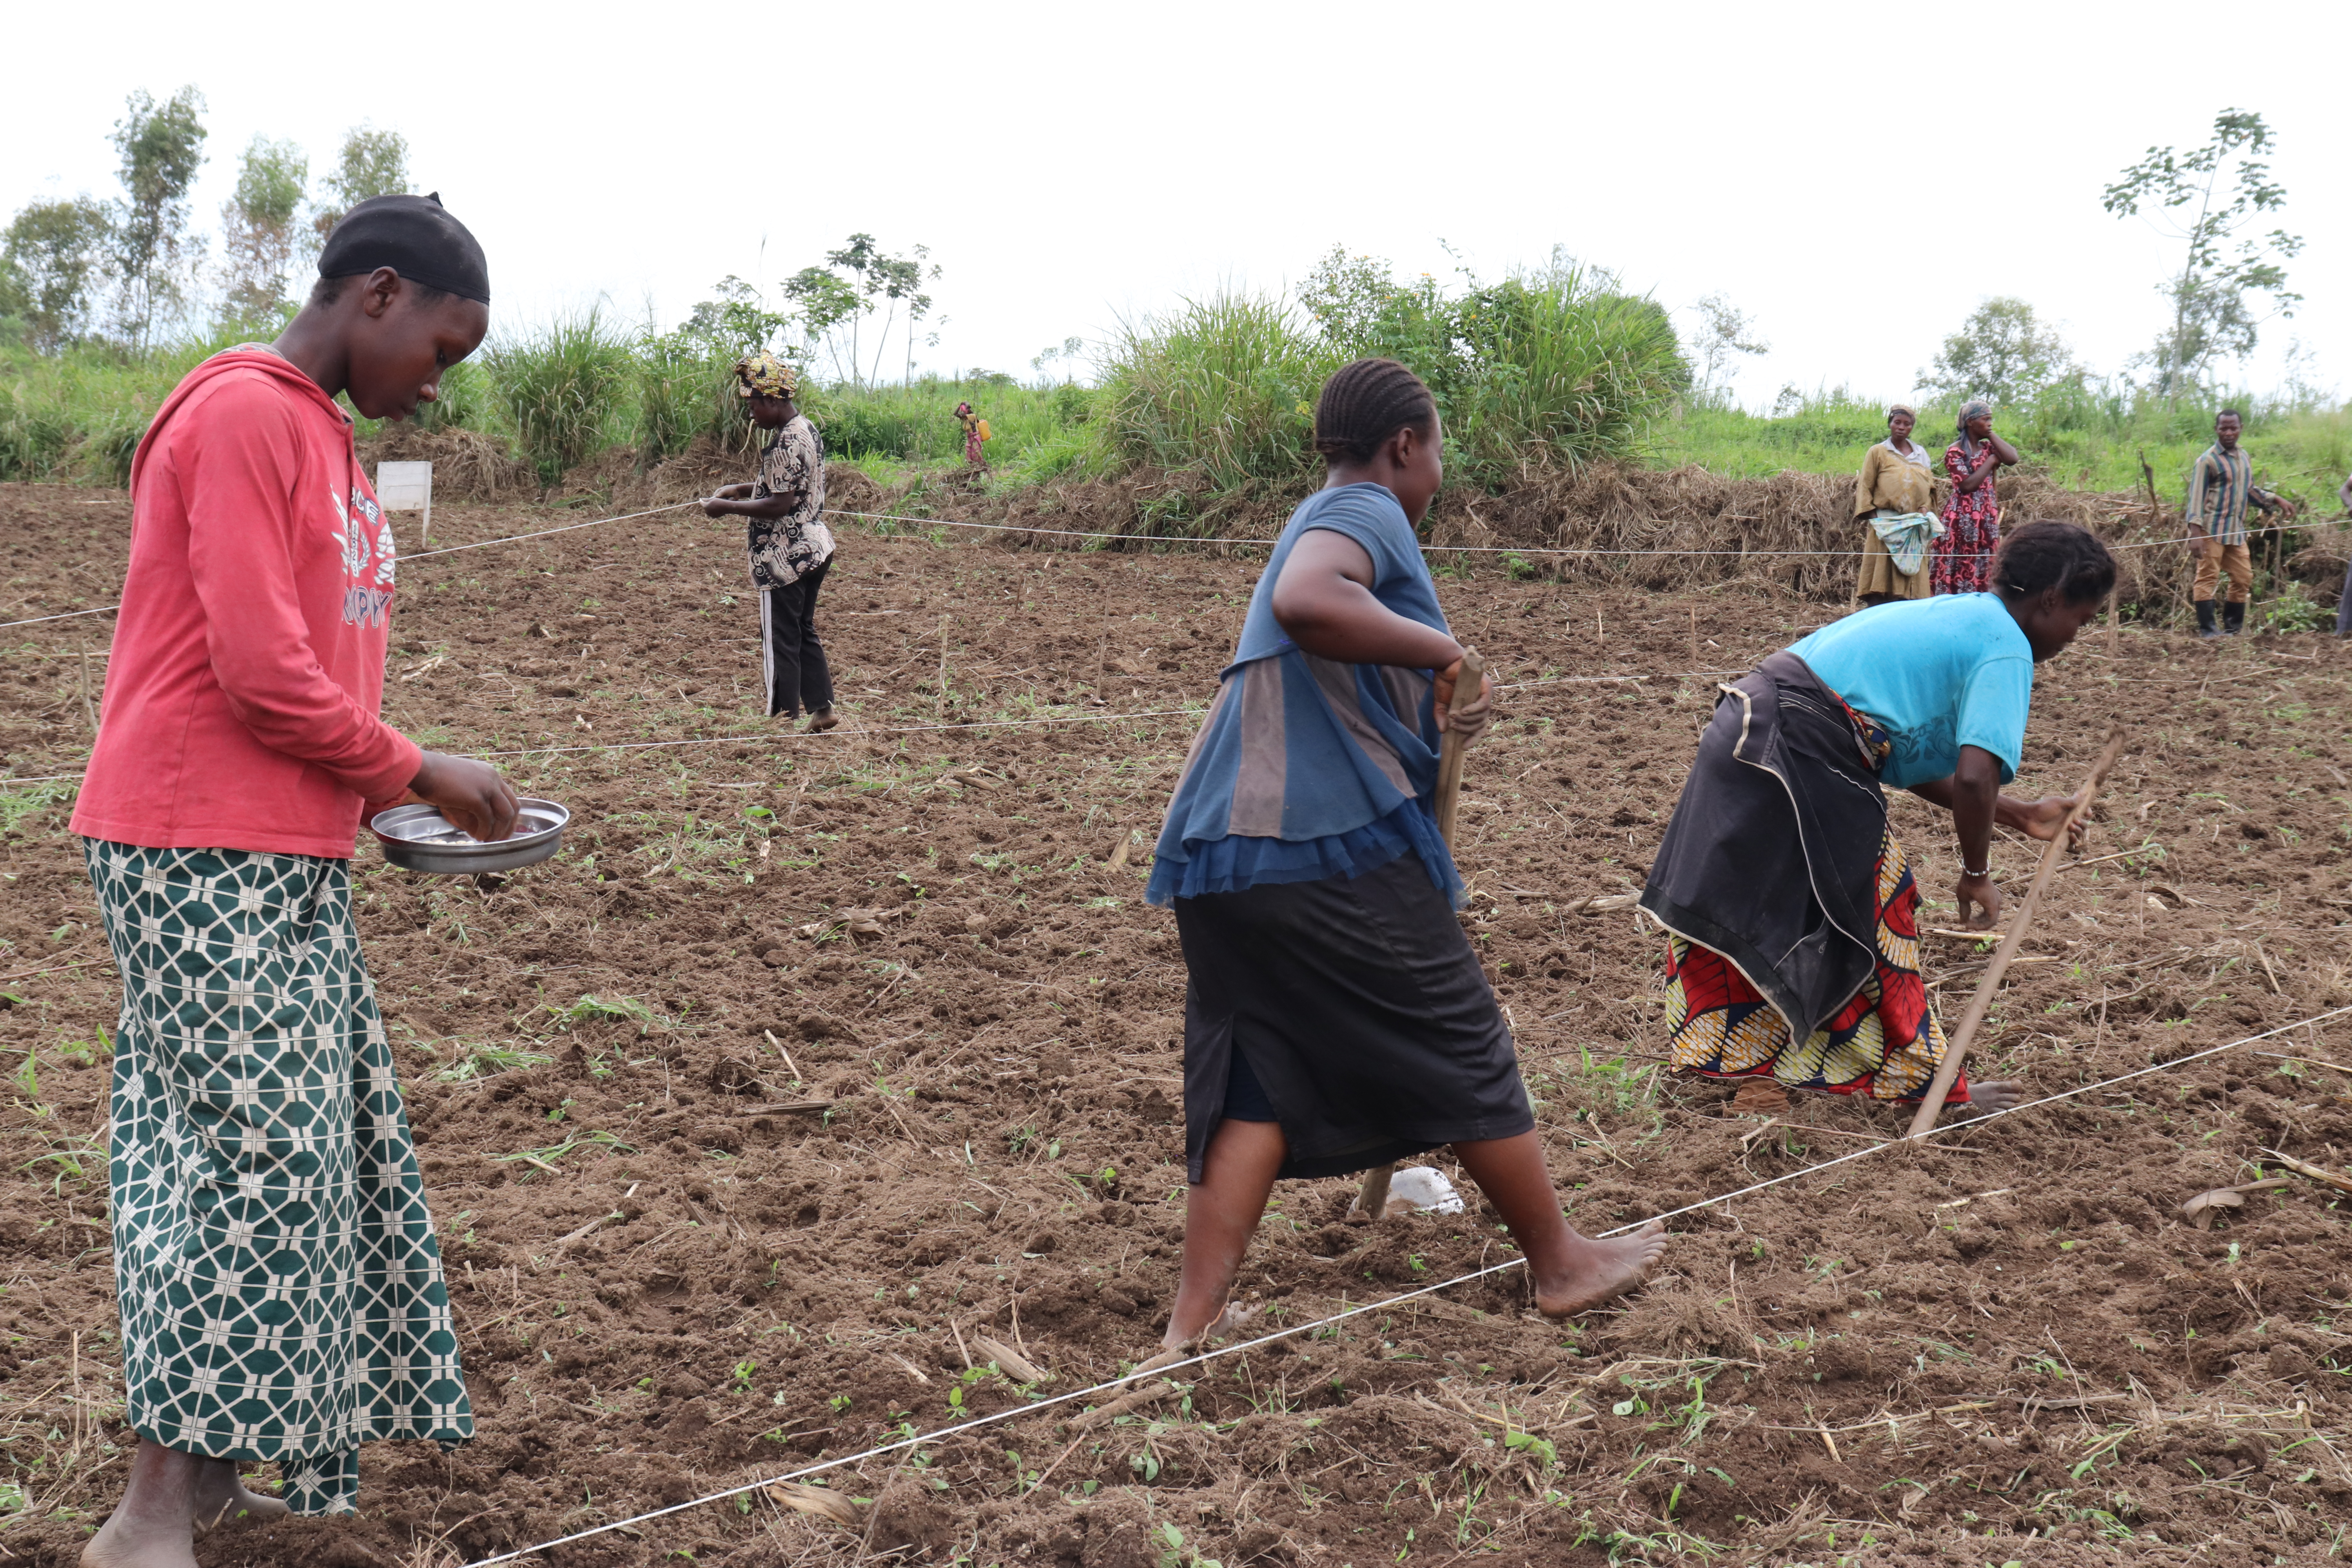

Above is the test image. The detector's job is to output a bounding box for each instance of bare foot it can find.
[191,1459,287,1530]
[1532,1222,1670,1317]
[1957,1078,2026,1116]
[82,1512,199,1568]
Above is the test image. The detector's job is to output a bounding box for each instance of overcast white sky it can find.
[5,0,2345,410]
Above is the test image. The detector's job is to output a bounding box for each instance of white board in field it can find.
[376,461,434,541]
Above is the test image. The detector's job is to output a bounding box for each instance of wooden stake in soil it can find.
[1903,726,2128,1138]
[1354,648,1485,1220]
[936,614,951,722]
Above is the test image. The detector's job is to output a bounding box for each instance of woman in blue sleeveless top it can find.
[1147,359,1669,1352]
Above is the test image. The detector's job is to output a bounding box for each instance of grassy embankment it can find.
[6,286,2346,542]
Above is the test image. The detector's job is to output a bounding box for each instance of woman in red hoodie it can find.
[71,195,516,1564]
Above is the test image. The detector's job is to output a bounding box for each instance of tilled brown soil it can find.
[5,478,2352,1567]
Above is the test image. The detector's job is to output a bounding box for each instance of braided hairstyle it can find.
[1992,521,2118,607]
[1312,358,1437,465]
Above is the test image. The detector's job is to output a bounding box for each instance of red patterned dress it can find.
[1933,440,2000,595]
[1662,829,1966,1102]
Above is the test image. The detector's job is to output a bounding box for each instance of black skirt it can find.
[1638,650,1889,1038]
[1173,853,1533,1183]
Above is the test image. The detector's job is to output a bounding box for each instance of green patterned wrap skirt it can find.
[83,839,472,1515]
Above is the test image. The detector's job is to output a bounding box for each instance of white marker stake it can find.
[376,460,434,545]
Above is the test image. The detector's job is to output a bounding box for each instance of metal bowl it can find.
[370,798,571,875]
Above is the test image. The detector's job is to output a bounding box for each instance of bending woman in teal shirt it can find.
[1639,523,2113,1117]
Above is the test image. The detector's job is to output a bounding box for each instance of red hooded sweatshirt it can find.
[70,347,422,859]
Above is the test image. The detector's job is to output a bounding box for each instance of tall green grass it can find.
[1096,292,1341,495]
[483,310,636,484]
[1092,264,1688,500]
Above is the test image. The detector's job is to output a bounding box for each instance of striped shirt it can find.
[1147,483,1459,906]
[2185,443,2278,546]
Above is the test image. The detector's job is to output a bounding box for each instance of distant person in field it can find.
[1852,402,1943,606]
[2185,408,2298,639]
[1143,357,1668,1360]
[955,399,986,468]
[1932,399,2017,595]
[702,354,838,730]
[1640,523,2111,1123]
[2337,469,2352,637]
[71,194,517,1562]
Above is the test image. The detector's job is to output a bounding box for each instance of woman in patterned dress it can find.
[1639,524,2113,1120]
[1931,399,2019,594]
[955,399,986,468]
[71,196,515,1561]
[703,354,838,731]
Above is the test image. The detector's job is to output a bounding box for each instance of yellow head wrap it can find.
[734,352,798,401]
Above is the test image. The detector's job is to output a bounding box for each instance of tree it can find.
[108,86,209,348]
[218,136,307,328]
[309,125,410,248]
[1,197,114,352]
[1297,244,1404,353]
[1686,292,1768,401]
[1920,296,2074,407]
[2102,109,2301,402]
[782,234,939,388]
[1031,335,1086,384]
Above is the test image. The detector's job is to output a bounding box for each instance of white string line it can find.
[829,506,2217,558]
[0,485,2232,633]
[403,500,701,560]
[469,707,1203,760]
[0,663,1731,786]
[0,501,702,632]
[459,998,2352,1568]
[0,708,1211,788]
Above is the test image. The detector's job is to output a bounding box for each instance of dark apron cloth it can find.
[1173,853,1533,1183]
[1639,651,1888,1038]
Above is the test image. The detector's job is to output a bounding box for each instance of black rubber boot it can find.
[2223,601,2246,637]
[2195,600,2220,639]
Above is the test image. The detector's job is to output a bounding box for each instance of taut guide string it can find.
[0,673,1744,787]
[0,493,2220,634]
[459,1000,2352,1568]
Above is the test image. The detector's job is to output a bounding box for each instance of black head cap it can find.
[318,192,490,305]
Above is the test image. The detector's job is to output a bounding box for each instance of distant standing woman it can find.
[955,399,986,469]
[1852,403,1942,606]
[703,354,838,731]
[1932,399,2018,595]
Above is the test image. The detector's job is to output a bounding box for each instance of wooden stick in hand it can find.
[1903,725,2127,1138]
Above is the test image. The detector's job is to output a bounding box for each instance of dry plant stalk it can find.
[970,1334,1047,1384]
[768,1482,863,1527]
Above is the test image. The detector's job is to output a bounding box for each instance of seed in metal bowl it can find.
[371,798,572,875]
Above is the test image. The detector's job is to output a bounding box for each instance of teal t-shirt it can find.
[1787,594,2033,789]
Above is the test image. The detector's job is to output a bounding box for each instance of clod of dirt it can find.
[867,1474,956,1553]
[1025,1230,1058,1254]
[706,1057,764,1096]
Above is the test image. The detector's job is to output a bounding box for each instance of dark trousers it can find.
[759,559,833,718]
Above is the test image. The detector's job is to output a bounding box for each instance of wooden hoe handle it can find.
[1903,726,2128,1138]
[1356,649,1486,1221]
